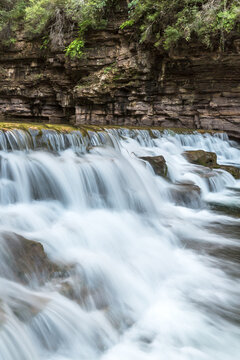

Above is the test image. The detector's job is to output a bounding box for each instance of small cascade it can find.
[0,129,118,153]
[0,126,239,360]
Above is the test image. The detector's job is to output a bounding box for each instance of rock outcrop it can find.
[1,232,67,284]
[183,150,217,167]
[140,155,168,177]
[169,182,201,208]
[1,2,240,137]
[184,150,240,179]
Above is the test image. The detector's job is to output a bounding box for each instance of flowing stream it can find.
[0,128,239,360]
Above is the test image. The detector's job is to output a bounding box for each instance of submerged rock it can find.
[208,202,240,217]
[58,276,110,311]
[2,233,67,284]
[140,155,168,177]
[169,182,201,208]
[184,150,240,179]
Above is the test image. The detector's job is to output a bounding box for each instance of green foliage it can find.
[1,0,239,53]
[120,19,135,30]
[103,62,116,73]
[103,65,113,73]
[0,0,27,44]
[65,38,85,58]
[64,0,116,58]
[163,26,181,50]
[121,0,240,51]
[0,0,117,53]
[9,37,17,44]
[214,4,240,33]
[40,36,49,50]
[24,0,53,35]
[71,0,115,33]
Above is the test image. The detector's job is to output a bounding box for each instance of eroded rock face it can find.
[0,3,240,137]
[140,156,168,177]
[184,150,240,179]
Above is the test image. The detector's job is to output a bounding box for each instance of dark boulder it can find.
[140,155,168,178]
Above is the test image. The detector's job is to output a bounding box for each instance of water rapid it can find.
[0,128,239,360]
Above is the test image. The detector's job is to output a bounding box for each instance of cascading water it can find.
[0,127,239,360]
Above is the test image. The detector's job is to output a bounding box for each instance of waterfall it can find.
[0,127,239,360]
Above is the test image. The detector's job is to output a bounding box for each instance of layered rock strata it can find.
[1,4,240,137]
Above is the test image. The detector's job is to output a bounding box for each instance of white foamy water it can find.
[0,128,239,360]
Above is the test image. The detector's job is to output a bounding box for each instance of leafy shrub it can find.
[121,0,240,51]
[0,0,27,44]
[0,0,117,54]
[64,0,117,57]
[65,38,85,58]
[1,0,240,53]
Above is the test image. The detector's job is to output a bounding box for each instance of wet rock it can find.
[140,155,168,177]
[2,233,68,284]
[208,201,240,217]
[58,275,111,311]
[184,150,240,179]
[195,168,216,178]
[169,182,201,208]
[216,164,240,179]
[183,150,217,167]
[58,278,76,300]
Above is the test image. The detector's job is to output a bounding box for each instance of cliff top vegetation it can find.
[1,0,240,54]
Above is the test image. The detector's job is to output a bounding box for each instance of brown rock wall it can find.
[1,14,240,137]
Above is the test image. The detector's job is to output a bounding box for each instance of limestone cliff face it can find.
[1,7,240,137]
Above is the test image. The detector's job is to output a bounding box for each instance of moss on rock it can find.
[183,150,217,168]
[215,164,240,179]
[184,150,240,179]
